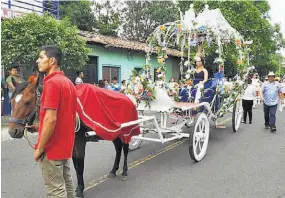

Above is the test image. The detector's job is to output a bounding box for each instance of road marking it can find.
[84,139,187,191]
[84,117,232,192]
[217,117,232,125]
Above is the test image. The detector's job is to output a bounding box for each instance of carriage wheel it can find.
[129,133,144,151]
[232,99,243,132]
[189,113,210,162]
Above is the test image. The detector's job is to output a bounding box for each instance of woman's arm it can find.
[203,68,208,83]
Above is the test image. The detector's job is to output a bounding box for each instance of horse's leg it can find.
[107,137,123,178]
[72,130,87,198]
[121,142,129,181]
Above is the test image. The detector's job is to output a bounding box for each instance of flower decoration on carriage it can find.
[124,68,156,109]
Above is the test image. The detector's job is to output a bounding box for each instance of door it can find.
[83,56,98,84]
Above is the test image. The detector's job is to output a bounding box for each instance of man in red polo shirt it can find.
[32,45,76,197]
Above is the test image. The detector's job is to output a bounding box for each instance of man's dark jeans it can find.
[263,104,277,127]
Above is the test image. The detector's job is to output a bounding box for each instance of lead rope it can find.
[24,126,36,149]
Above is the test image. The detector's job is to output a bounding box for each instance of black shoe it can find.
[249,121,252,124]
[265,125,270,129]
[270,126,276,132]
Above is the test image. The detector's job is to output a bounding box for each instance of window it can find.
[134,67,143,74]
[102,65,121,83]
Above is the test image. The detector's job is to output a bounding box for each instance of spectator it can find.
[103,79,111,90]
[169,77,178,90]
[260,72,284,132]
[241,79,256,124]
[6,66,24,99]
[110,76,120,91]
[120,80,127,93]
[75,71,84,85]
[98,80,105,88]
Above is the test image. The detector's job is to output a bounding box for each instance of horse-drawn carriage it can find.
[7,4,252,198]
[89,4,250,161]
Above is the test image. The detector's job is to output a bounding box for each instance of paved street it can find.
[1,106,285,198]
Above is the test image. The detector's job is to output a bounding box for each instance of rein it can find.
[9,87,42,149]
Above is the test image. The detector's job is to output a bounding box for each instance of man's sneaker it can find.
[270,126,277,132]
[265,125,270,129]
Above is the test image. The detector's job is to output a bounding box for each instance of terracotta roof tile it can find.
[79,30,183,58]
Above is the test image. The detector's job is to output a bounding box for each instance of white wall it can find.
[1,0,43,18]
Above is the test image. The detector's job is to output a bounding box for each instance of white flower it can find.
[185,74,190,79]
[184,60,190,66]
[135,76,140,83]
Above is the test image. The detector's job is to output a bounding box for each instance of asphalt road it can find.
[1,106,285,198]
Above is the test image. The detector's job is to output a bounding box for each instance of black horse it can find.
[8,74,132,198]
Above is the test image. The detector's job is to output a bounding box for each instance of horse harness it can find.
[9,87,41,126]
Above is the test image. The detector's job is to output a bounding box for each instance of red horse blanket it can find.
[76,84,140,143]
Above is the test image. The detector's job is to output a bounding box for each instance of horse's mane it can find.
[11,82,29,99]
[11,72,44,99]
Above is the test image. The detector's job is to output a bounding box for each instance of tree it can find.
[1,13,89,70]
[92,1,121,36]
[121,1,179,42]
[60,0,95,31]
[176,1,284,75]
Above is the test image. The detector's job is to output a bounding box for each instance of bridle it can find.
[8,87,41,126]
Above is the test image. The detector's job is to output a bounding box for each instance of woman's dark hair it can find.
[98,80,104,88]
[247,78,252,84]
[121,80,126,85]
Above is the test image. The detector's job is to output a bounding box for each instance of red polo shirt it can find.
[35,71,77,160]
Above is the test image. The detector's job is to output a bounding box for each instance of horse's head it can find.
[8,75,42,138]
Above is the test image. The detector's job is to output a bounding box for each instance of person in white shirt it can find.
[75,71,84,85]
[252,75,261,108]
[242,79,256,124]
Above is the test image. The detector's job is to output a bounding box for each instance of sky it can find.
[268,0,285,57]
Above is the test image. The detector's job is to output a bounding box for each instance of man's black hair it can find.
[40,45,62,66]
[76,71,83,76]
[112,76,118,81]
[9,66,18,71]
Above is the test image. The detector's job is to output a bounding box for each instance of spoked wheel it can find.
[189,113,210,162]
[232,98,243,132]
[129,133,144,151]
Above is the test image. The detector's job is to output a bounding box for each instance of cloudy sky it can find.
[268,0,285,56]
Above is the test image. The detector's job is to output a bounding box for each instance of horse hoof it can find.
[76,190,84,198]
[75,186,84,197]
[107,172,116,178]
[120,175,128,181]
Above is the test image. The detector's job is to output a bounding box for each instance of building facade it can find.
[64,31,182,85]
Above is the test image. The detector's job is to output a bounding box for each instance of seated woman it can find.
[191,56,215,104]
[193,56,209,85]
